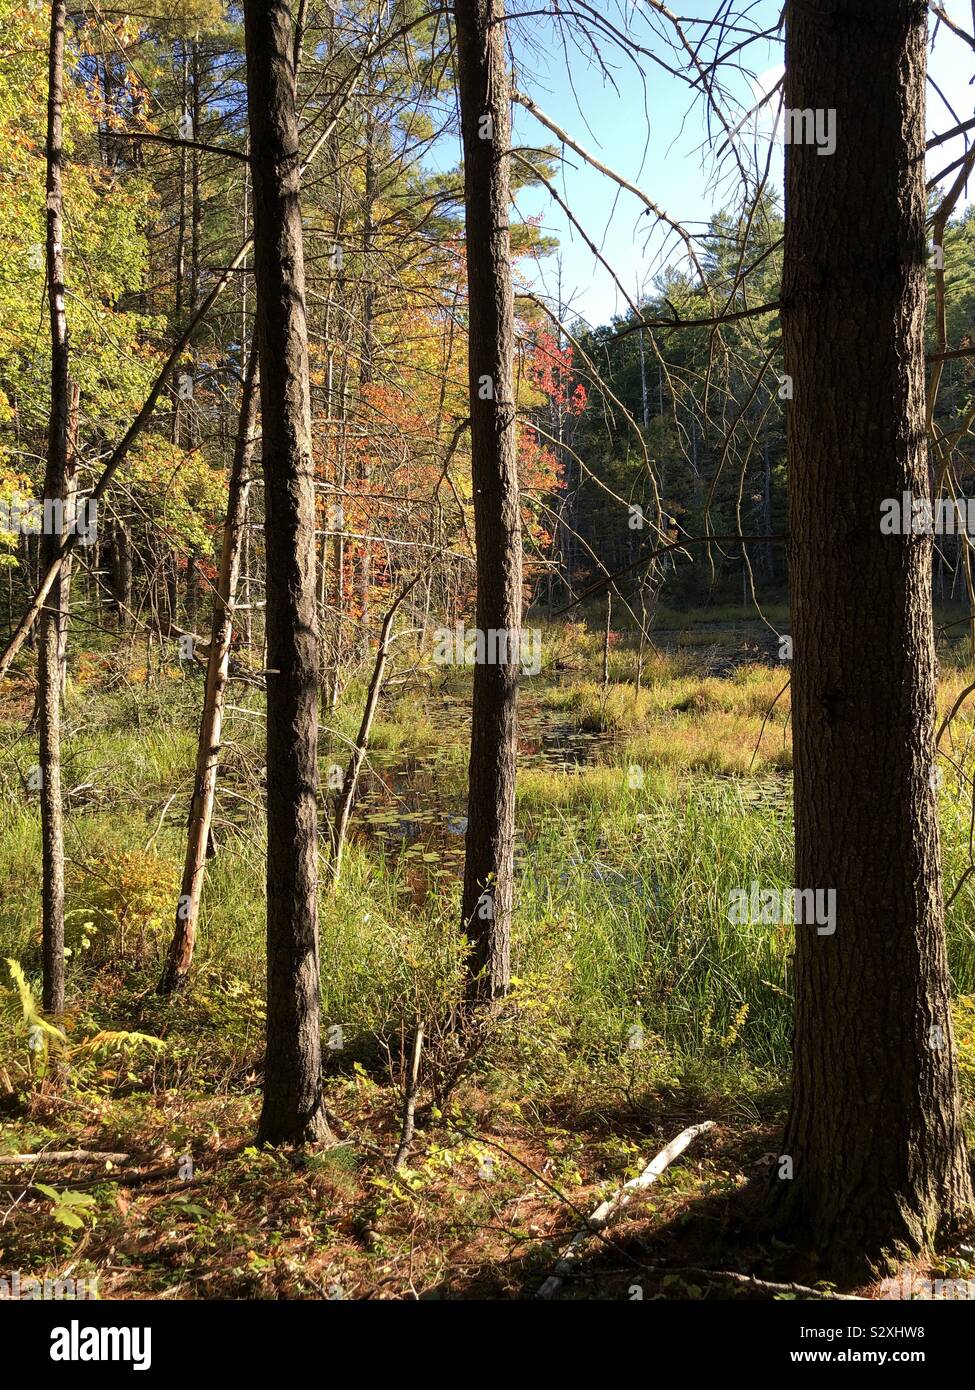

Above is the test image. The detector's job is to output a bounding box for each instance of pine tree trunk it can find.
[245,0,330,1146]
[775,0,972,1273]
[38,0,69,1015]
[454,0,521,1004]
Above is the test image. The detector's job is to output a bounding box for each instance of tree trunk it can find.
[454,0,521,1005]
[56,379,80,695]
[158,347,259,995]
[111,520,132,626]
[38,0,69,1016]
[173,42,188,442]
[185,547,199,630]
[775,0,972,1273]
[357,98,376,651]
[245,0,330,1146]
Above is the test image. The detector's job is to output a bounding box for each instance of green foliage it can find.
[0,0,161,439]
[953,995,975,1112]
[1,956,163,1096]
[34,1182,98,1232]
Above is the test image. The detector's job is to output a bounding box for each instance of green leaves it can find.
[34,1182,98,1231]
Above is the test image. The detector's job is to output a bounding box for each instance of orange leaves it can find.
[517,422,561,491]
[525,331,588,416]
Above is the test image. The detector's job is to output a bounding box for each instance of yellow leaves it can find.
[4,957,68,1047]
[75,1030,165,1057]
[720,1002,749,1051]
[122,433,224,555]
[84,849,180,945]
[952,996,975,1099]
[1,958,67,1080]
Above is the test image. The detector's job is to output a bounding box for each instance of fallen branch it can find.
[675,1267,860,1300]
[558,1262,859,1300]
[0,1150,130,1165]
[536,1120,714,1300]
[2,1164,210,1194]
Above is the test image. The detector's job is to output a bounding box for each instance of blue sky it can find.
[477,0,975,327]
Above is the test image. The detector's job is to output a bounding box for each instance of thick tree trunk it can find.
[245,0,330,1145]
[38,0,69,1016]
[158,347,260,995]
[454,0,521,1005]
[775,0,972,1273]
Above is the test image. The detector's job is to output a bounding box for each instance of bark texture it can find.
[777,0,972,1271]
[56,379,80,694]
[245,0,330,1145]
[454,0,522,1004]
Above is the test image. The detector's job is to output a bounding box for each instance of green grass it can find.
[512,787,794,1075]
[3,612,975,1110]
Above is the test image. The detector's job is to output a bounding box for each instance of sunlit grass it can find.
[3,608,975,1106]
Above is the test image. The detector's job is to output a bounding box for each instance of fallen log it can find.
[0,1150,130,1166]
[536,1120,714,1300]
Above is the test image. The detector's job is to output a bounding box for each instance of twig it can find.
[666,1266,860,1300]
[561,1262,859,1300]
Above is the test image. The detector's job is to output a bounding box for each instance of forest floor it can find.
[2,604,975,1299]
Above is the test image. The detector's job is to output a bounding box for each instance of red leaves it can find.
[526,331,588,416]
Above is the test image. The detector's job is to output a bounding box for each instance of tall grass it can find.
[3,629,975,1105]
[514,785,794,1073]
